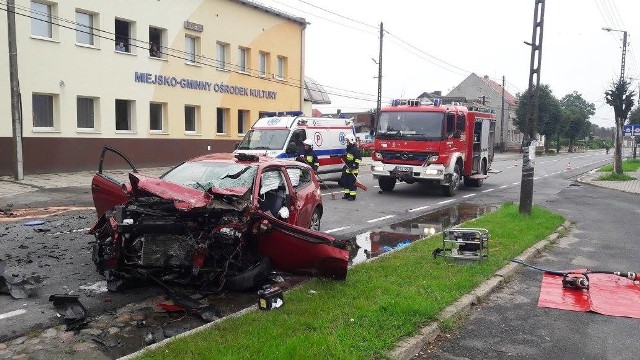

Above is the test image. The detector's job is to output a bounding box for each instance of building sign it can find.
[184,20,203,32]
[134,72,277,100]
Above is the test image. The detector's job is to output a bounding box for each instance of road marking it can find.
[534,177,540,180]
[325,226,350,233]
[409,205,430,212]
[512,182,520,185]
[482,189,494,193]
[321,192,341,197]
[463,194,476,198]
[48,227,91,236]
[0,309,27,320]
[437,199,455,205]
[500,185,508,189]
[367,215,395,223]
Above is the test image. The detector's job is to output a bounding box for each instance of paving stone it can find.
[9,337,26,346]
[58,331,75,343]
[72,342,97,352]
[0,345,6,351]
[42,328,58,338]
[79,329,102,336]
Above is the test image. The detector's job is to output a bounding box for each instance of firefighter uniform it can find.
[298,139,319,173]
[341,139,362,201]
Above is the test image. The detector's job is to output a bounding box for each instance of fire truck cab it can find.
[370,99,496,197]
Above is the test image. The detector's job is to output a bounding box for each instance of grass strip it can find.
[138,202,564,360]
[597,158,640,173]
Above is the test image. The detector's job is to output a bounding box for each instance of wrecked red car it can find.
[89,146,348,291]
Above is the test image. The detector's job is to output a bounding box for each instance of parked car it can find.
[89,146,349,292]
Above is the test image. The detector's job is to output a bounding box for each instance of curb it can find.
[387,220,572,360]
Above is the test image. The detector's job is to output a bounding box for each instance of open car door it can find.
[255,210,349,280]
[91,146,137,217]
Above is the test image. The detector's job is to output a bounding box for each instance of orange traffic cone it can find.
[566,162,572,171]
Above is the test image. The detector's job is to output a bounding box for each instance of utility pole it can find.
[501,75,506,152]
[375,22,383,134]
[7,0,24,180]
[519,0,545,215]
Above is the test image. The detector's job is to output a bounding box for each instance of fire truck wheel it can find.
[378,177,396,192]
[442,164,461,197]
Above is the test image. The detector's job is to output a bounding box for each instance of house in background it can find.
[446,73,523,151]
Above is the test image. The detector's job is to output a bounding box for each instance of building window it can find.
[115,19,132,53]
[150,103,165,132]
[276,56,287,79]
[259,52,268,77]
[115,99,133,131]
[185,105,199,133]
[77,97,96,129]
[149,26,165,58]
[216,107,228,134]
[185,36,198,63]
[32,93,54,128]
[238,109,249,134]
[216,42,228,70]
[75,11,94,45]
[31,1,53,38]
[238,47,249,73]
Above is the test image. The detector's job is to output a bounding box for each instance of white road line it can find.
[321,192,340,197]
[482,189,494,193]
[437,199,455,205]
[534,177,540,180]
[325,226,350,234]
[409,205,430,212]
[0,309,27,320]
[512,182,520,185]
[367,215,395,223]
[463,194,476,198]
[500,185,508,188]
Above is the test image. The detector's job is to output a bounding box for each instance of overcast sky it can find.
[258,0,640,128]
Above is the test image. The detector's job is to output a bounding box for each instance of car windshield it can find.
[377,111,444,140]
[162,162,258,193]
[236,129,291,150]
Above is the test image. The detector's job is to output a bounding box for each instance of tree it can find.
[628,106,640,125]
[513,84,561,151]
[604,79,636,174]
[559,92,595,152]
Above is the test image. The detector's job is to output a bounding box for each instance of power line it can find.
[296,0,378,30]
[0,2,384,104]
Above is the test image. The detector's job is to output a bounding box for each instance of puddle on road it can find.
[349,203,496,265]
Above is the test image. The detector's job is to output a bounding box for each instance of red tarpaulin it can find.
[538,271,640,318]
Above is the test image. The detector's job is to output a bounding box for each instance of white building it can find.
[1,0,315,175]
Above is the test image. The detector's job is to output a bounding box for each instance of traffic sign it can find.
[623,125,636,137]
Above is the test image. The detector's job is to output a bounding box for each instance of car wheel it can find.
[224,256,272,292]
[442,164,460,197]
[309,207,322,231]
[378,177,396,192]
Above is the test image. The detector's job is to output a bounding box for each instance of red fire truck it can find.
[370,99,496,197]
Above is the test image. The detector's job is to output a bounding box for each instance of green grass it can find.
[137,203,564,360]
[597,158,640,173]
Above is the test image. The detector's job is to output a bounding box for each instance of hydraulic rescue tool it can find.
[511,259,639,290]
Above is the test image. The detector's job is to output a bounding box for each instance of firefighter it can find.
[340,134,361,201]
[298,139,319,173]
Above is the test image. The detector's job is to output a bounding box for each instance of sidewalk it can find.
[576,168,640,195]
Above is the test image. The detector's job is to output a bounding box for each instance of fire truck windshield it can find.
[377,111,444,140]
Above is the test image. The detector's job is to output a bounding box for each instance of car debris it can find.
[49,294,89,330]
[89,146,349,293]
[0,260,43,299]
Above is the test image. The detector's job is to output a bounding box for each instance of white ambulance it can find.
[235,112,355,174]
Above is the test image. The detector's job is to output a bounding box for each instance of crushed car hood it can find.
[129,173,213,211]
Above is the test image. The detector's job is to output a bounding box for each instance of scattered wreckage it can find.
[89,146,349,292]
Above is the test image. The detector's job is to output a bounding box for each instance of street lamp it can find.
[602,27,628,81]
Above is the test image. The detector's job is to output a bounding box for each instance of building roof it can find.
[480,75,518,106]
[304,76,331,104]
[232,0,307,26]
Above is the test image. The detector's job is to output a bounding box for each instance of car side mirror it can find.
[286,142,298,154]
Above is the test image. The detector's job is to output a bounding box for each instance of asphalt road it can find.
[0,150,619,354]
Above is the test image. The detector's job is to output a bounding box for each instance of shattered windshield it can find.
[162,162,258,192]
[236,129,290,150]
[377,111,444,140]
